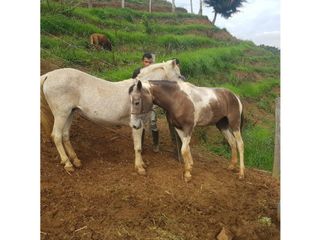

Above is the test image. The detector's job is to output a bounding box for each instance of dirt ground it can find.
[41,114,280,240]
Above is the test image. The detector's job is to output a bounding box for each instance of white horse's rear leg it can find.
[62,111,81,168]
[233,130,245,179]
[221,128,238,170]
[52,115,74,172]
[132,127,146,175]
[175,128,193,182]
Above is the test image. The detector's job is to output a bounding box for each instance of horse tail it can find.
[234,93,244,132]
[41,74,54,140]
[240,108,244,132]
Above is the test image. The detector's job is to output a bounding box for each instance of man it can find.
[132,53,159,153]
[132,53,154,78]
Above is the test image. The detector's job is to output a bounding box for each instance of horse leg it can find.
[132,127,146,175]
[175,128,193,182]
[62,111,82,168]
[220,128,238,170]
[51,115,74,172]
[233,130,245,179]
[166,113,182,162]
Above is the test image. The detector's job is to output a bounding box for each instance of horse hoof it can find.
[184,172,192,183]
[184,176,192,183]
[60,159,68,165]
[64,165,75,172]
[73,159,82,168]
[153,145,159,153]
[137,168,146,176]
[238,173,245,180]
[228,164,236,170]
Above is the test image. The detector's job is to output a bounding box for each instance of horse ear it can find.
[172,59,176,68]
[137,80,142,91]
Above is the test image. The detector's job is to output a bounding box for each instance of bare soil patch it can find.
[41,114,279,240]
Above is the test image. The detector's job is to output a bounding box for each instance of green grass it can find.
[198,123,275,171]
[243,124,275,171]
[220,78,280,99]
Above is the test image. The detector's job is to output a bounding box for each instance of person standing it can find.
[132,53,159,152]
[132,53,154,78]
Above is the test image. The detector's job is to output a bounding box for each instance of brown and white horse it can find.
[89,33,112,51]
[129,80,245,181]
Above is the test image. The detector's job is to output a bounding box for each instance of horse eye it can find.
[135,102,139,106]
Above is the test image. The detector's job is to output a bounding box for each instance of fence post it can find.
[121,0,125,8]
[172,0,175,13]
[272,97,280,179]
[88,0,92,8]
[198,0,203,15]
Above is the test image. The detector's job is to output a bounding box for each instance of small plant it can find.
[258,216,272,226]
[142,14,153,34]
[194,128,208,144]
[229,73,241,86]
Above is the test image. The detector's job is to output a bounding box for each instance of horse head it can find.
[136,59,185,82]
[128,80,153,130]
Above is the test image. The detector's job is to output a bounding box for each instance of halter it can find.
[130,81,153,116]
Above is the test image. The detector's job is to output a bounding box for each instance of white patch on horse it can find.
[178,82,218,125]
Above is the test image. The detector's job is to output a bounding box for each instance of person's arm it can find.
[132,68,141,78]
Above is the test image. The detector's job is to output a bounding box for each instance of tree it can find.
[204,0,246,25]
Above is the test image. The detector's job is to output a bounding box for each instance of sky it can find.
[172,0,280,48]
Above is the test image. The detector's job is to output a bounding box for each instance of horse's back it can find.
[184,84,242,127]
[212,88,242,113]
[41,68,133,124]
[41,68,91,113]
[212,88,243,129]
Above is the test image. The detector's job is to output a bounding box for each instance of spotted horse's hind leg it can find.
[233,130,245,179]
[216,118,238,172]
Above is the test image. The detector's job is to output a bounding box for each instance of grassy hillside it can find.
[41,1,280,171]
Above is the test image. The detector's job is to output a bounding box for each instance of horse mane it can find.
[137,61,172,78]
[149,80,178,85]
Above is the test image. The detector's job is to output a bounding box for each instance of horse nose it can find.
[132,121,141,129]
[179,75,186,81]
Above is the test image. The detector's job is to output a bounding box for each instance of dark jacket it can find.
[132,67,142,78]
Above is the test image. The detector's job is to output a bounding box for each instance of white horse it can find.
[41,60,183,173]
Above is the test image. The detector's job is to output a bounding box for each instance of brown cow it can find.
[89,33,112,51]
